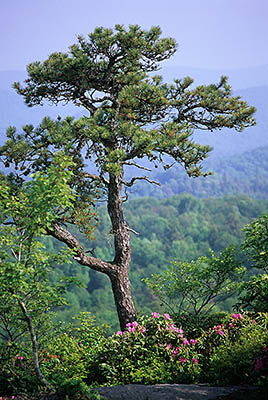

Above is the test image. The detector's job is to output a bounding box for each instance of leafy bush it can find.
[236,274,268,312]
[1,312,267,396]
[86,312,268,387]
[172,311,230,337]
[0,342,38,396]
[144,246,245,315]
[235,214,268,312]
[202,313,268,385]
[39,313,108,388]
[87,313,202,386]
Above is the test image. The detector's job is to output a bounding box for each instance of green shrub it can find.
[1,312,267,394]
[0,342,40,396]
[172,311,230,337]
[39,313,108,389]
[87,313,201,386]
[200,312,268,385]
[86,312,268,387]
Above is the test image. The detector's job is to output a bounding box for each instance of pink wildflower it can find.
[182,338,189,346]
[152,312,159,318]
[232,313,243,320]
[190,339,198,345]
[172,348,178,358]
[164,313,171,320]
[180,357,187,363]
[116,331,123,336]
[168,323,175,331]
[192,357,198,364]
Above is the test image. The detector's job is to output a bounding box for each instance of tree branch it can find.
[122,176,161,187]
[83,172,109,185]
[18,299,51,388]
[124,161,152,172]
[46,222,117,275]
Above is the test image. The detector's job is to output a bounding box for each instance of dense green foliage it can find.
[52,194,268,331]
[128,145,268,199]
[0,312,267,398]
[0,153,85,391]
[144,213,268,317]
[144,246,246,315]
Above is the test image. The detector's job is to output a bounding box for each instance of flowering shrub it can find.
[87,313,201,385]
[1,312,267,396]
[201,313,268,385]
[85,312,268,387]
[0,342,38,397]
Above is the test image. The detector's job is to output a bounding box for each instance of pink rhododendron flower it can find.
[232,313,243,320]
[116,331,123,336]
[132,321,139,328]
[172,348,178,358]
[190,339,198,345]
[164,313,171,320]
[152,312,159,318]
[168,323,182,334]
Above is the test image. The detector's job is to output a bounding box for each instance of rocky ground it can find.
[1,384,266,400]
[92,384,264,400]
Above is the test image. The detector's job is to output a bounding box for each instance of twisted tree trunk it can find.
[107,172,136,329]
[47,170,137,331]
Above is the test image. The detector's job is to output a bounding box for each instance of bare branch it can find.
[126,226,139,235]
[122,176,161,187]
[124,161,152,172]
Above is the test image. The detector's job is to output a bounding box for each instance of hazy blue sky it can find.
[1,0,267,71]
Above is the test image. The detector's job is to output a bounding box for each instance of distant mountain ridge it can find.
[129,145,268,199]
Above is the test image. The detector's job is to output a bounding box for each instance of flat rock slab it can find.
[93,384,256,400]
